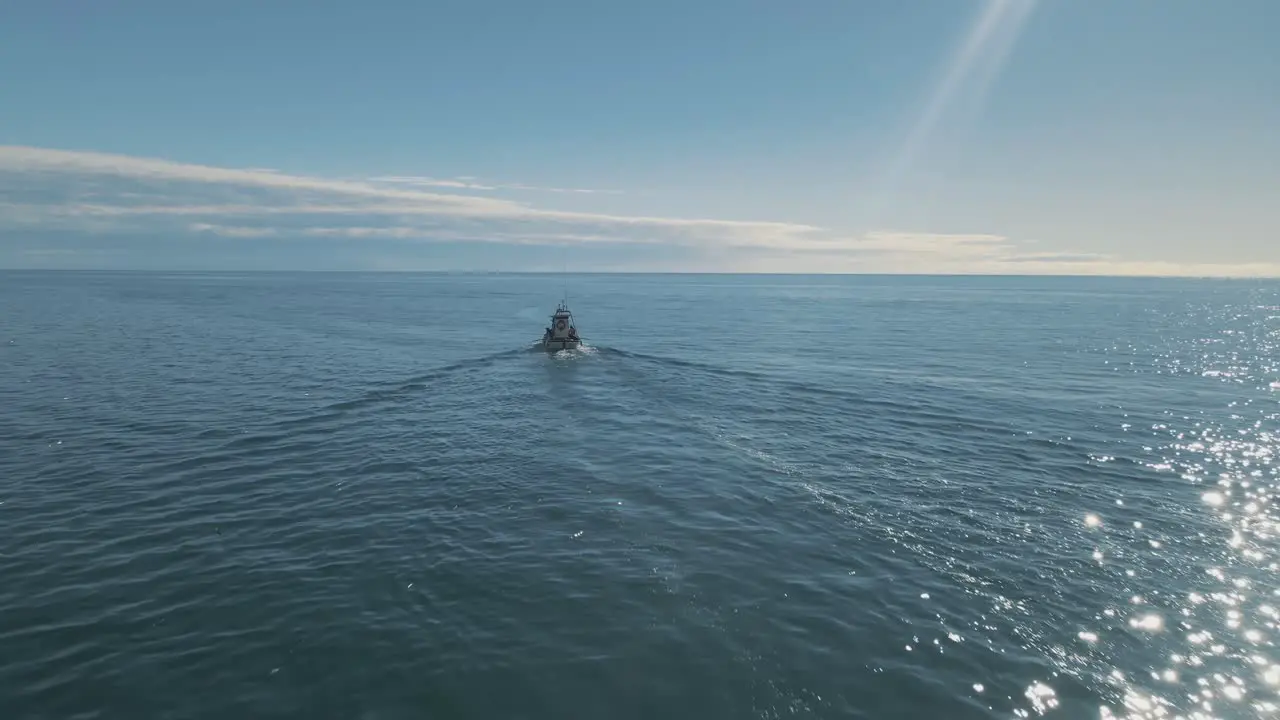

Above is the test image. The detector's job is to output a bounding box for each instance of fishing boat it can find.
[542,300,581,351]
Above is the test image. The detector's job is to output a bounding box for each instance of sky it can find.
[1,0,1277,274]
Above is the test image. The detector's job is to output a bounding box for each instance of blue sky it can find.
[1,0,1277,274]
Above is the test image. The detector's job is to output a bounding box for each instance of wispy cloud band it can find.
[2,145,1276,276]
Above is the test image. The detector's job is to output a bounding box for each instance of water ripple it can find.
[3,273,1280,718]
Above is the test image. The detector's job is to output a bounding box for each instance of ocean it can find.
[1,271,1277,719]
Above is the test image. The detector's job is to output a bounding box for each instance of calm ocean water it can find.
[2,271,1278,719]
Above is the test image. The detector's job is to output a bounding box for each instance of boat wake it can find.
[269,338,616,438]
[265,346,535,434]
[546,342,598,359]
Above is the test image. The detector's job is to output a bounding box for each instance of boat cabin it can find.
[544,301,579,344]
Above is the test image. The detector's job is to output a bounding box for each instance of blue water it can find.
[2,271,1278,719]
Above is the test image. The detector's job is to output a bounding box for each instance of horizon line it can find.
[1,268,1275,280]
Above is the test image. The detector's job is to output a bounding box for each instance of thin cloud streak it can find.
[367,175,623,195]
[367,176,499,191]
[0,145,520,212]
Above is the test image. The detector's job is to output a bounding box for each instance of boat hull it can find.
[542,339,582,352]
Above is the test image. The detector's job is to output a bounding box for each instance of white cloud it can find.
[186,223,630,246]
[366,176,499,191]
[0,145,829,251]
[188,223,280,239]
[366,175,621,195]
[0,145,520,214]
[500,183,624,195]
[2,144,1278,276]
